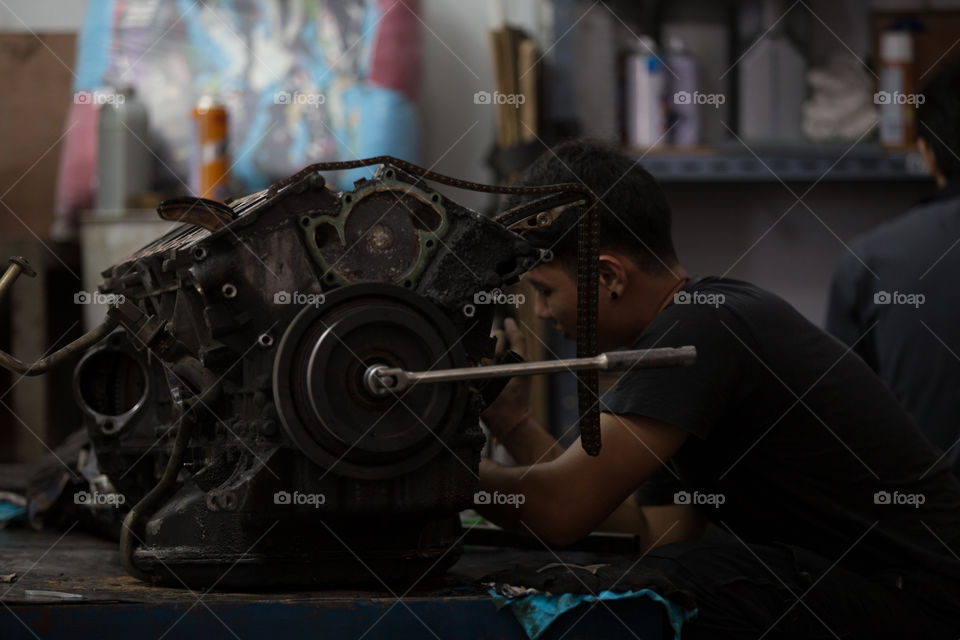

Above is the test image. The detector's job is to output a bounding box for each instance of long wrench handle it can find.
[366,346,696,394]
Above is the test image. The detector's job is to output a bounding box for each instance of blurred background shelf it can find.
[630,144,931,182]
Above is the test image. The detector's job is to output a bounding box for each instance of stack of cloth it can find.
[802,52,879,141]
[482,559,697,639]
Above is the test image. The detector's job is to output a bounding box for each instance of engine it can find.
[70,162,544,587]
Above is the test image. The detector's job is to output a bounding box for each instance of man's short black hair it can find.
[502,139,678,274]
[918,63,960,179]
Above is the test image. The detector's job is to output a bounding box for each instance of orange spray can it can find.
[191,96,230,200]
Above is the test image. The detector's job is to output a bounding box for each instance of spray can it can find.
[96,86,151,213]
[191,96,230,200]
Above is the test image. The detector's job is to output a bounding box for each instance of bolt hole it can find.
[425,240,434,248]
[301,216,311,226]
[193,247,207,260]
[221,283,238,298]
[385,170,394,178]
[258,333,274,348]
[344,195,352,203]
[431,194,439,202]
[403,280,413,288]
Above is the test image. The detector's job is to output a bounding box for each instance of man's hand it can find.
[477,411,692,549]
[480,318,531,439]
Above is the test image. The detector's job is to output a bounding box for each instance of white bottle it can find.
[877,30,916,149]
[738,0,806,142]
[625,37,666,148]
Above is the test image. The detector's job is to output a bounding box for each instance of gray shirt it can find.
[827,186,960,474]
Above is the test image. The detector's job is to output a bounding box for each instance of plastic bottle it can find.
[738,0,806,142]
[624,37,666,148]
[877,30,916,150]
[665,36,700,147]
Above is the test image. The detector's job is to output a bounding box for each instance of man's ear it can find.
[598,254,628,296]
[918,137,947,188]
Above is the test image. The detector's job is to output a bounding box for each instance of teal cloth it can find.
[490,587,696,640]
[0,501,25,525]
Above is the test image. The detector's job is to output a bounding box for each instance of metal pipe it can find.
[0,316,121,376]
[0,256,36,303]
[120,376,221,583]
[366,346,697,394]
[0,255,123,376]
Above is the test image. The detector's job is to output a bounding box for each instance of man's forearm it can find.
[475,459,573,545]
[495,415,566,465]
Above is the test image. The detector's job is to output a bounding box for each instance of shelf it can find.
[629,145,932,183]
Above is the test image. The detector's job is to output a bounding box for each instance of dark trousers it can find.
[640,534,959,639]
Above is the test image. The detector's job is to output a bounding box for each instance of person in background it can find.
[826,63,960,475]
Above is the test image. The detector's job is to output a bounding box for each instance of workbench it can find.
[0,529,665,639]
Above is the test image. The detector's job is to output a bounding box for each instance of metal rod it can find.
[0,256,36,304]
[366,346,696,394]
[0,255,121,376]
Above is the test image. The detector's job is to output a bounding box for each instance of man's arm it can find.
[495,413,566,464]
[477,411,693,549]
[597,496,707,547]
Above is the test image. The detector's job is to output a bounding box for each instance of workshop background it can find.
[0,0,958,637]
[3,0,956,461]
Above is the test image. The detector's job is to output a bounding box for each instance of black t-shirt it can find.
[600,276,960,588]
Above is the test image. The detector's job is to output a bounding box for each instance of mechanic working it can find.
[476,139,960,638]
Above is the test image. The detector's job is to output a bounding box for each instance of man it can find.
[477,139,960,638]
[827,63,960,475]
